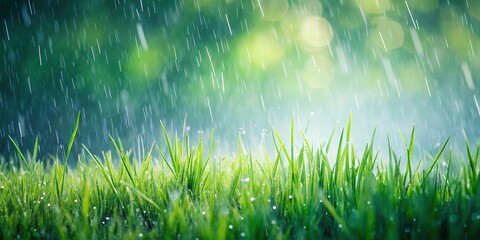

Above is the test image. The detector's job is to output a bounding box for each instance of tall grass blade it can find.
[8,136,28,169]
[65,111,81,164]
[422,137,449,187]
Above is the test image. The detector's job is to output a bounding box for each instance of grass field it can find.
[1,115,480,239]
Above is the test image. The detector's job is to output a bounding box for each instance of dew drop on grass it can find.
[288,195,293,199]
[241,177,250,183]
[338,224,342,229]
[250,197,255,202]
[139,233,143,238]
[272,205,277,210]
[261,129,269,137]
[228,224,233,230]
[271,220,277,225]
[238,128,246,135]
[404,227,411,233]
[240,232,246,237]
[201,211,206,215]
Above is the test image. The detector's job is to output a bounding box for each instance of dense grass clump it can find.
[1,117,480,239]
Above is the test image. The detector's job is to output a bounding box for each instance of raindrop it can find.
[261,129,269,137]
[238,128,246,135]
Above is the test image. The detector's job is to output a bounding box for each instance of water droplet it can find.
[250,197,256,202]
[310,112,315,116]
[261,129,269,137]
[404,227,411,233]
[202,211,206,215]
[105,217,110,220]
[93,206,97,210]
[238,128,246,135]
[288,195,293,199]
[272,205,277,210]
[228,224,233,230]
[139,233,143,237]
[271,220,277,225]
[240,232,246,237]
[367,201,371,205]
[241,177,250,183]
[47,203,51,207]
[338,224,342,228]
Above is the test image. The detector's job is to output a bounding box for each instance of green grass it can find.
[1,116,480,239]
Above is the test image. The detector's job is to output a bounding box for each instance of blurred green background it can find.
[1,0,479,157]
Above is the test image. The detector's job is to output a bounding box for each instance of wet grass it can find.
[1,116,480,239]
